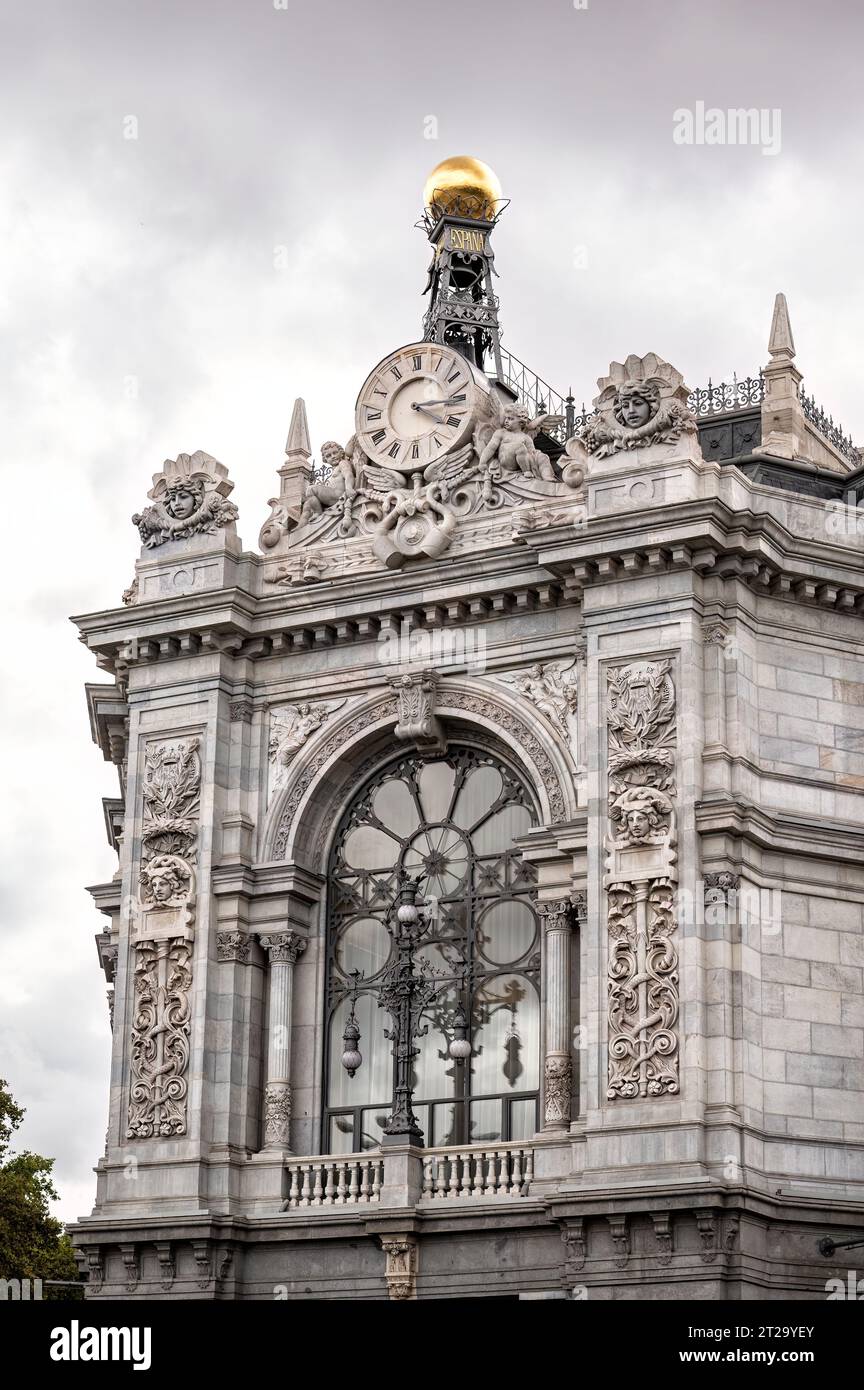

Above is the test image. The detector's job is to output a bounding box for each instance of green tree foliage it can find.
[0,1077,82,1296]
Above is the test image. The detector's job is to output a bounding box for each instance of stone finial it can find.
[768,292,795,360]
[259,398,315,550]
[761,292,804,461]
[284,397,312,463]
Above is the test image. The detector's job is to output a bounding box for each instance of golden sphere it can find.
[423,156,502,220]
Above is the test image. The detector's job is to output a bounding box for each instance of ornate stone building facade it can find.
[72,160,864,1299]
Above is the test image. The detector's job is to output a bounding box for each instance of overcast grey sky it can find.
[1,0,862,1222]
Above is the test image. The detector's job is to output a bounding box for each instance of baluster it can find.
[287,1166,300,1209]
[484,1151,497,1196]
[497,1150,509,1193]
[510,1149,523,1196]
[523,1148,534,1194]
[299,1164,312,1207]
[325,1163,337,1204]
[422,1156,433,1198]
[435,1155,448,1199]
[472,1152,486,1196]
[336,1163,348,1204]
[348,1163,360,1204]
[371,1160,382,1202]
[360,1161,371,1202]
[459,1152,473,1197]
[312,1164,324,1206]
[448,1153,461,1198]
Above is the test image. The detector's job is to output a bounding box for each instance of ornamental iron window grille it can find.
[324,746,540,1154]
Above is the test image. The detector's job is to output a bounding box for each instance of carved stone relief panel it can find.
[604,661,680,1099]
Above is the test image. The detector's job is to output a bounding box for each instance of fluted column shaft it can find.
[539,900,574,1131]
[259,931,307,1151]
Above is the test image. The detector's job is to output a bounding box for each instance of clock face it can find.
[355,342,489,471]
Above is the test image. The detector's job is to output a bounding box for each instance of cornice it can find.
[695,796,864,862]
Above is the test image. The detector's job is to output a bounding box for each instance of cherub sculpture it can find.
[269,700,346,790]
[300,440,357,524]
[475,398,562,482]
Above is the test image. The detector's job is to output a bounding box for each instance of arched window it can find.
[325,745,540,1153]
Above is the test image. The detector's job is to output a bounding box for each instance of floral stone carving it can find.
[127,737,201,1138]
[580,354,697,459]
[605,661,680,1099]
[132,451,238,548]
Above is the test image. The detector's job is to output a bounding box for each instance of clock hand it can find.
[410,403,446,423]
[414,398,462,407]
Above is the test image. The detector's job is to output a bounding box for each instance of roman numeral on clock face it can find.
[446,415,462,429]
[412,353,422,370]
[387,441,401,459]
[411,443,420,459]
[371,429,386,445]
[447,368,462,384]
[366,409,382,421]
[389,365,402,380]
[449,393,466,403]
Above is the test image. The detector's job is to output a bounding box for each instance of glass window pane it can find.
[471,973,540,1095]
[476,899,537,965]
[469,1097,501,1143]
[412,986,460,1101]
[372,778,420,837]
[452,765,502,830]
[328,993,391,1108]
[335,916,392,979]
[432,1101,462,1147]
[360,1108,391,1150]
[471,803,532,855]
[329,1113,356,1154]
[417,759,456,822]
[403,826,469,898]
[509,1097,537,1142]
[341,824,401,871]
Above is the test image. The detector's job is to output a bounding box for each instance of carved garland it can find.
[127,737,201,1138]
[604,661,680,1099]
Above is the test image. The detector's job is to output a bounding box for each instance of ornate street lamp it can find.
[340,875,471,1148]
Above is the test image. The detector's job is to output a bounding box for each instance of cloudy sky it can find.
[1,0,861,1223]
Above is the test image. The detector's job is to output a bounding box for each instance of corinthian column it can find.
[259,931,307,1150]
[538,899,574,1131]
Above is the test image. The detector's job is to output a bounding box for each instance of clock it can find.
[355,342,490,471]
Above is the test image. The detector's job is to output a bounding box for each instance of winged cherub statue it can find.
[475,398,562,482]
[299,440,358,524]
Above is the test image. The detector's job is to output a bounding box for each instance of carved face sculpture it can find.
[615,386,658,431]
[320,441,346,470]
[141,855,190,906]
[165,482,203,520]
[503,406,530,432]
[624,807,653,842]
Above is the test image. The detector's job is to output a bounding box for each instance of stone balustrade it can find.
[282,1156,383,1209]
[421,1144,534,1200]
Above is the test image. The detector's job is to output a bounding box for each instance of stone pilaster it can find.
[539,899,573,1130]
[258,930,307,1151]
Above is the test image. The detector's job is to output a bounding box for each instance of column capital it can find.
[259,930,307,964]
[538,899,573,933]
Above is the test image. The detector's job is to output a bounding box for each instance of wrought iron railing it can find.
[497,350,571,442]
[688,373,764,416]
[799,387,858,464]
